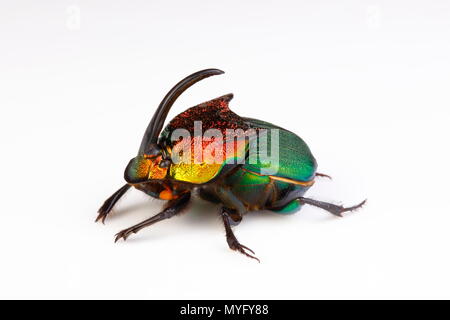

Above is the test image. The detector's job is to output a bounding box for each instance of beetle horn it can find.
[138,68,225,154]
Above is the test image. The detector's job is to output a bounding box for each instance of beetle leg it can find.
[114,192,191,242]
[215,187,246,215]
[315,172,332,179]
[225,209,243,226]
[299,197,366,217]
[96,184,131,223]
[221,208,260,262]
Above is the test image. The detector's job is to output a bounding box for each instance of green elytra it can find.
[97,69,365,262]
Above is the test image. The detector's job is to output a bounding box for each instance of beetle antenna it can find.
[138,68,225,154]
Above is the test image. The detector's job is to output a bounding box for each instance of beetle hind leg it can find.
[96,184,131,223]
[299,197,366,217]
[315,172,332,179]
[221,208,260,262]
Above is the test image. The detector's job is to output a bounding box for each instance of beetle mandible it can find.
[97,69,366,261]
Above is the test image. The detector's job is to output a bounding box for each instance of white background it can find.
[1,0,449,299]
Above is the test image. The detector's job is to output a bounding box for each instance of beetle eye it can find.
[159,159,171,168]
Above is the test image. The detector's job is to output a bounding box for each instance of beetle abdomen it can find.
[271,199,302,214]
[223,166,312,212]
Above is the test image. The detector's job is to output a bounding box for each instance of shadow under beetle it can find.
[97,69,366,262]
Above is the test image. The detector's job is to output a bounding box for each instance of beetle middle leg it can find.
[221,208,260,262]
[96,184,131,223]
[299,197,366,217]
[114,192,191,242]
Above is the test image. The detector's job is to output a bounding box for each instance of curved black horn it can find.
[138,68,225,154]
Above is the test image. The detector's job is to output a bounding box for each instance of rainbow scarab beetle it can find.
[97,69,365,261]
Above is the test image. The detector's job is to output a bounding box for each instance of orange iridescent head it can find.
[124,154,169,184]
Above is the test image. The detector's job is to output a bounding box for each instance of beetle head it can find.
[124,68,224,186]
[124,152,170,184]
[124,151,181,201]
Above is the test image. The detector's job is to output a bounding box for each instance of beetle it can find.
[97,68,365,261]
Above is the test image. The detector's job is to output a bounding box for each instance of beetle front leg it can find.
[221,208,260,262]
[299,197,366,217]
[96,184,131,223]
[114,192,191,242]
